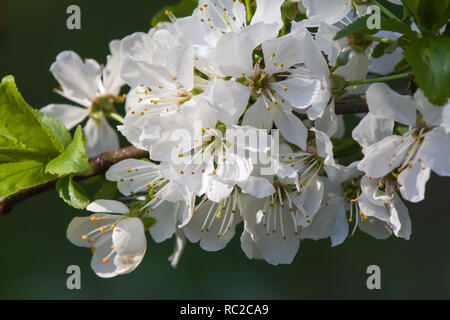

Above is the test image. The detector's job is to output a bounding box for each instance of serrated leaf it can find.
[151,0,198,27]
[403,37,450,106]
[34,110,72,149]
[56,174,90,209]
[0,161,56,198]
[0,76,65,155]
[46,126,90,175]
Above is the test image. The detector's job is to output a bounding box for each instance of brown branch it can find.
[0,146,149,216]
[0,93,375,216]
[335,94,368,114]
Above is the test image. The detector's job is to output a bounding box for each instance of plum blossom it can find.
[42,42,124,156]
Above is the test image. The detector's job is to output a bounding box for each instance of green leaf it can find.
[403,37,450,106]
[402,0,450,35]
[372,41,390,58]
[141,217,157,230]
[151,0,198,27]
[334,15,371,40]
[45,126,90,175]
[56,174,90,209]
[393,58,411,72]
[0,161,56,198]
[84,175,118,200]
[34,110,72,149]
[334,15,417,41]
[0,76,65,155]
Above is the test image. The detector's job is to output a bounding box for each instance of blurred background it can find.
[0,0,449,300]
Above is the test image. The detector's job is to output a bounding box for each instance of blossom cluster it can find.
[43,0,449,277]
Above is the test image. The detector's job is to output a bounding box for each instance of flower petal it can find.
[40,104,88,130]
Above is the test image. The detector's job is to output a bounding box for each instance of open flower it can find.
[105,159,194,267]
[42,42,124,156]
[240,174,325,265]
[66,200,147,278]
[355,83,450,203]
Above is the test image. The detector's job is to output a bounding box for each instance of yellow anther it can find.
[90,216,96,222]
[102,258,109,264]
[82,235,88,240]
[90,246,96,252]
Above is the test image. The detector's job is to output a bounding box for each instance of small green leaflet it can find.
[403,37,450,106]
[46,126,91,176]
[56,174,90,209]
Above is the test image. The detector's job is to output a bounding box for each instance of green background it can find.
[0,0,449,299]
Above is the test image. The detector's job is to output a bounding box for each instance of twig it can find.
[0,93,386,215]
[0,146,149,216]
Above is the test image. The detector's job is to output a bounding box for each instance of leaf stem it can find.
[370,0,402,23]
[345,73,411,88]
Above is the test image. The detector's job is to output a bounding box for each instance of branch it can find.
[0,93,372,215]
[0,146,149,216]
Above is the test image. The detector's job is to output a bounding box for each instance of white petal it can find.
[66,214,119,247]
[316,22,343,67]
[121,56,176,89]
[366,83,417,126]
[204,79,251,125]
[183,200,239,252]
[242,96,276,130]
[105,159,161,196]
[87,200,129,214]
[387,194,411,240]
[371,48,403,76]
[301,198,348,247]
[311,129,335,167]
[168,229,186,268]
[113,217,147,256]
[205,178,234,203]
[420,127,450,176]
[352,113,394,150]
[40,104,88,130]
[302,0,351,26]
[413,90,443,127]
[273,110,308,150]
[314,101,339,137]
[149,201,189,243]
[103,40,125,95]
[272,78,321,109]
[262,32,304,74]
[238,176,275,198]
[84,117,120,157]
[251,0,284,31]
[358,135,409,178]
[50,51,101,103]
[398,162,430,203]
[293,176,325,227]
[213,32,254,78]
[443,104,450,134]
